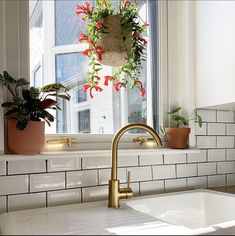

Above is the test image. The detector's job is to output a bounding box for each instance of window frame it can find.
[31,0,161,151]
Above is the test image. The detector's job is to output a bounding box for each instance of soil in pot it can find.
[165,127,191,149]
[7,118,45,155]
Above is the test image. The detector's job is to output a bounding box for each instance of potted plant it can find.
[161,107,203,149]
[76,0,148,98]
[0,71,70,155]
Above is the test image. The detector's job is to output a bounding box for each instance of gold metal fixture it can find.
[108,123,162,208]
[133,136,154,145]
[46,137,76,147]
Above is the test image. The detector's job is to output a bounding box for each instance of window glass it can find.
[78,109,90,133]
[55,0,93,46]
[34,66,43,87]
[29,0,153,135]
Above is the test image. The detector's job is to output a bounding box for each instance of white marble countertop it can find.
[0,148,200,161]
[0,197,209,235]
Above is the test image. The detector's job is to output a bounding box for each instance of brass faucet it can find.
[108,123,162,208]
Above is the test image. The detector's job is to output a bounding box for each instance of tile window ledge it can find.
[0,148,200,161]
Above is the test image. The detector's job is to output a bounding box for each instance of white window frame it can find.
[2,0,164,152]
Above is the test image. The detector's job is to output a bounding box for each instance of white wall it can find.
[0,0,5,154]
[0,0,29,153]
[195,1,235,108]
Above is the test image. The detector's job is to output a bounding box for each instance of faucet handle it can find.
[127,171,131,189]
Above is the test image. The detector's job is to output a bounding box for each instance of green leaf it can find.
[41,110,54,123]
[16,78,30,86]
[41,83,69,92]
[16,114,29,130]
[1,102,15,108]
[30,87,40,99]
[13,96,24,105]
[5,108,19,116]
[168,107,181,114]
[196,114,203,128]
[47,93,70,101]
[22,90,31,101]
[3,71,17,84]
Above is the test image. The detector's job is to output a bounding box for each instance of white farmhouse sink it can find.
[1,189,235,235]
[125,189,235,234]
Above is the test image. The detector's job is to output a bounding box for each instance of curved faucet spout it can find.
[108,123,162,208]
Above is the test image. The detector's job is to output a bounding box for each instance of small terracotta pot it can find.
[7,118,45,155]
[165,127,191,149]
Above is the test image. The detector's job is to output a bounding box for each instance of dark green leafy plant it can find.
[160,107,203,135]
[168,107,203,128]
[0,71,70,130]
[76,0,148,98]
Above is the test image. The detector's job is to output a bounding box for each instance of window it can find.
[29,0,157,136]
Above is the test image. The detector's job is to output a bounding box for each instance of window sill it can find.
[0,148,200,161]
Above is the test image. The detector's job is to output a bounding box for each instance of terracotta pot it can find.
[165,127,191,149]
[7,118,45,155]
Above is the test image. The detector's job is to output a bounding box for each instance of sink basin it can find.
[125,189,235,233]
[1,189,235,235]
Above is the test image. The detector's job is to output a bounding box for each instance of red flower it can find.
[135,80,146,97]
[139,37,148,45]
[79,34,89,42]
[96,20,103,30]
[82,48,94,56]
[141,87,145,97]
[114,82,124,92]
[76,2,93,16]
[104,76,113,86]
[95,46,105,61]
[124,0,130,8]
[83,81,103,99]
[143,23,149,27]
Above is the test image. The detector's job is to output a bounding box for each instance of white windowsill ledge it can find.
[0,148,200,161]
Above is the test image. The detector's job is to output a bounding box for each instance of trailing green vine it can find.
[76,0,148,98]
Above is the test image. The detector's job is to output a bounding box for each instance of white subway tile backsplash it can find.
[99,168,126,185]
[8,193,46,211]
[217,136,234,148]
[208,175,226,188]
[227,174,235,186]
[0,161,6,175]
[48,158,81,172]
[139,154,163,166]
[0,196,6,213]
[177,164,197,178]
[82,186,108,203]
[47,189,81,207]
[0,175,28,195]
[140,180,164,195]
[30,173,65,192]
[8,160,46,174]
[120,182,140,197]
[217,110,234,123]
[208,149,226,162]
[217,161,235,174]
[227,149,235,161]
[197,136,216,148]
[195,123,207,136]
[82,157,111,169]
[187,150,207,163]
[153,165,176,180]
[165,178,187,192]
[187,176,208,189]
[67,170,98,188]
[164,154,186,164]
[127,166,152,182]
[119,155,139,167]
[208,123,225,135]
[198,163,216,176]
[226,124,235,135]
[197,109,216,122]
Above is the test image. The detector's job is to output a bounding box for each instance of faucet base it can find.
[108,180,120,208]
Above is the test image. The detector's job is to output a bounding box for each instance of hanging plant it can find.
[76,0,149,98]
